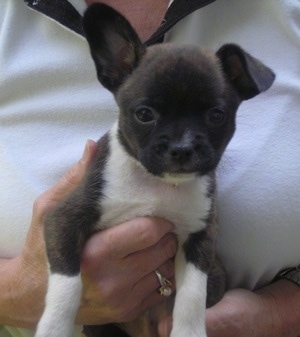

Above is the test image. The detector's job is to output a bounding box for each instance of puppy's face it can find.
[83,4,275,181]
[116,45,239,180]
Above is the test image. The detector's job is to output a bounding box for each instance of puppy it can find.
[35,4,275,337]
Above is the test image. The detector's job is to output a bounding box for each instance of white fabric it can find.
[67,0,87,15]
[0,0,118,257]
[167,0,300,290]
[0,2,115,335]
[0,0,299,335]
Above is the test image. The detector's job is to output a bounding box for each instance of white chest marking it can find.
[36,124,214,337]
[99,123,212,241]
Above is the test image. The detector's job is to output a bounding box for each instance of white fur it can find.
[98,123,212,336]
[37,122,213,337]
[35,273,82,337]
[163,172,197,185]
[171,251,208,337]
[99,123,212,241]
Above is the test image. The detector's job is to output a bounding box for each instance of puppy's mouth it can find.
[139,139,215,181]
[162,172,197,185]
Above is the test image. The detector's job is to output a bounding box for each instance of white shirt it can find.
[0,0,299,335]
[166,0,300,290]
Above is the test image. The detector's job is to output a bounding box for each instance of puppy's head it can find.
[83,4,275,183]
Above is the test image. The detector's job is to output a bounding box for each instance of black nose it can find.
[169,145,193,164]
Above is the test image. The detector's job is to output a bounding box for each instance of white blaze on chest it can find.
[98,124,213,239]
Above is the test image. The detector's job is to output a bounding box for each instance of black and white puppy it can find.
[35,4,275,337]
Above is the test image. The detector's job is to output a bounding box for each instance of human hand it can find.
[205,288,279,337]
[0,139,177,329]
[0,140,98,328]
[158,280,300,337]
[78,216,177,325]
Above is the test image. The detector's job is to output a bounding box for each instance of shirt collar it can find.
[24,0,217,44]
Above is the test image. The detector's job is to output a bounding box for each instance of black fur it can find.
[82,4,145,92]
[38,4,275,337]
[45,134,110,275]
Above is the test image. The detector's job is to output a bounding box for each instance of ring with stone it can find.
[155,269,172,297]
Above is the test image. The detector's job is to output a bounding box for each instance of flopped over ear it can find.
[217,44,275,100]
[83,3,146,93]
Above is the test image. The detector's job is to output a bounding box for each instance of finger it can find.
[123,233,177,280]
[33,140,97,220]
[141,282,175,313]
[45,139,97,201]
[114,217,175,256]
[82,217,175,263]
[132,259,175,299]
[52,139,97,196]
[158,316,173,337]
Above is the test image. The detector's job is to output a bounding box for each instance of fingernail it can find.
[165,317,173,336]
[158,317,172,337]
[81,140,92,164]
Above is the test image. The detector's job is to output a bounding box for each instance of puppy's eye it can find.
[134,107,156,124]
[206,108,226,126]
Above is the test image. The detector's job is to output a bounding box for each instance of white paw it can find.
[35,274,82,337]
[170,328,207,337]
[35,324,74,337]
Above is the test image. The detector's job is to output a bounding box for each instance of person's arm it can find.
[205,279,300,337]
[0,140,177,329]
[0,140,97,328]
[158,280,300,337]
[0,256,45,328]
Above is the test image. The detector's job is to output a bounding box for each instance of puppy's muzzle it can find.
[163,138,214,174]
[142,133,215,177]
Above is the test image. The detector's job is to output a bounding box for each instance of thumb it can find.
[21,140,97,272]
[33,139,97,221]
[50,139,97,198]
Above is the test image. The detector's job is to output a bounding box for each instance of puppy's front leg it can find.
[35,273,82,337]
[35,185,101,337]
[35,222,84,337]
[171,230,214,337]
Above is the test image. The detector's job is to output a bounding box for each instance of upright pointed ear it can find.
[217,44,275,100]
[82,4,146,93]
